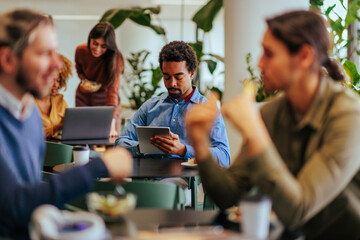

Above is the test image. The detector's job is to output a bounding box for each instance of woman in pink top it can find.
[75,22,124,136]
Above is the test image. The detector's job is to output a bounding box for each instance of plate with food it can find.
[181,158,198,168]
[87,191,137,221]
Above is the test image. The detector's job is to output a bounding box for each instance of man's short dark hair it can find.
[159,41,198,73]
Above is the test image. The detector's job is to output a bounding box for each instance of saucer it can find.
[181,162,198,168]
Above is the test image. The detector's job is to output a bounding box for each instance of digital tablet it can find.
[136,126,170,154]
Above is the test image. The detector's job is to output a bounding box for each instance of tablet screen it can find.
[136,126,170,154]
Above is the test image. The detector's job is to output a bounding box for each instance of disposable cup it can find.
[73,145,90,166]
[241,194,272,239]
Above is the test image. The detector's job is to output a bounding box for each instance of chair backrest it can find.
[43,142,73,169]
[67,180,185,211]
[122,181,185,210]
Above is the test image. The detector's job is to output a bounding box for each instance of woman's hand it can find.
[79,79,98,93]
[110,119,119,137]
[53,113,65,134]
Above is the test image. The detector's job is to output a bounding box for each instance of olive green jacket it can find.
[199,77,360,239]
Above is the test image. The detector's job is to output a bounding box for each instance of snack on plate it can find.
[188,158,196,164]
[87,192,136,216]
[81,80,102,92]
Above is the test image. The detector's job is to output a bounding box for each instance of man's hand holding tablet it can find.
[150,131,186,157]
[136,126,171,154]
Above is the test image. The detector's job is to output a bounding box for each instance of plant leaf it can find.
[208,53,224,62]
[150,24,166,35]
[325,4,336,15]
[309,0,324,7]
[151,67,163,87]
[188,41,203,64]
[204,59,217,74]
[101,9,131,28]
[129,12,151,26]
[192,0,223,32]
[100,8,117,21]
[345,0,360,28]
[143,6,161,14]
[100,6,166,36]
[343,60,360,86]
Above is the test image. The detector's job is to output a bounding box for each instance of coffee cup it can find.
[73,145,90,166]
[241,193,272,239]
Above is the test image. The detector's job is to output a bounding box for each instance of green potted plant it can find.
[189,0,224,91]
[244,53,279,102]
[121,50,164,110]
[100,6,167,42]
[310,0,360,93]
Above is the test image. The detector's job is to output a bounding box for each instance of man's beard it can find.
[168,87,182,99]
[16,67,50,99]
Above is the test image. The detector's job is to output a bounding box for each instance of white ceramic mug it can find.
[73,145,90,166]
[241,193,272,239]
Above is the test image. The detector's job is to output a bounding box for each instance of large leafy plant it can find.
[100,6,167,42]
[188,0,224,91]
[245,0,360,101]
[122,50,164,110]
[310,0,360,93]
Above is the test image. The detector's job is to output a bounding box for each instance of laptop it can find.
[61,106,114,145]
[136,126,170,154]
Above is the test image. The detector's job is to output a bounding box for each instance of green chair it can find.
[43,142,102,172]
[90,150,102,158]
[43,142,73,171]
[189,176,217,210]
[122,180,185,210]
[66,180,186,211]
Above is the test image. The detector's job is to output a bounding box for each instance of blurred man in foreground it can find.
[0,9,132,238]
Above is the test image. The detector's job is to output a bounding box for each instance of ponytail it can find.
[323,58,344,81]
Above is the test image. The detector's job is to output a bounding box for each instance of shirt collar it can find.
[278,76,336,131]
[184,86,196,103]
[295,76,332,131]
[0,83,35,121]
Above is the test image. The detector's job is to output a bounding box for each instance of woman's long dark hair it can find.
[87,21,124,87]
[266,10,344,81]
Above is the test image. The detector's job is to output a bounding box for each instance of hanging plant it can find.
[100,6,167,42]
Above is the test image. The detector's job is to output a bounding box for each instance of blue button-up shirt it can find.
[115,87,230,167]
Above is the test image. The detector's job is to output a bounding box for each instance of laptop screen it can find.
[61,106,114,140]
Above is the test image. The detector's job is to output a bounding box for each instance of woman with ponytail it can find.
[75,22,124,136]
[186,10,360,239]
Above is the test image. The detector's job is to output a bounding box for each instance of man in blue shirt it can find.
[116,41,230,168]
